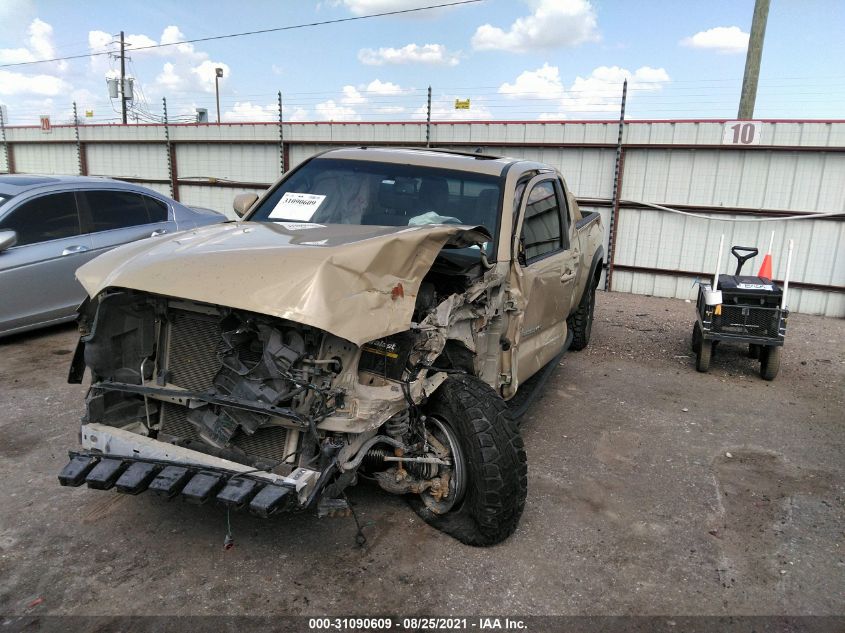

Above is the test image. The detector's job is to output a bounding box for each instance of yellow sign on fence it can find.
[454,99,470,110]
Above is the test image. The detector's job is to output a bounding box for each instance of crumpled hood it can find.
[76,221,490,346]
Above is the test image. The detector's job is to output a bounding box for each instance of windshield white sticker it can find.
[276,222,325,231]
[268,192,326,220]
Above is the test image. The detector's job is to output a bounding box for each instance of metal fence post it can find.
[604,79,628,291]
[163,97,178,200]
[278,91,285,176]
[0,105,9,174]
[73,102,86,176]
[425,86,432,148]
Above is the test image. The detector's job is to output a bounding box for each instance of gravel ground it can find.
[0,290,842,618]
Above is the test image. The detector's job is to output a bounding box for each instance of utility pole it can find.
[738,0,770,119]
[119,31,127,124]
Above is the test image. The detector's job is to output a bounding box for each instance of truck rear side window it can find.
[521,181,562,261]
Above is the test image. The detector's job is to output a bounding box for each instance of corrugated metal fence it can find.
[1,119,843,316]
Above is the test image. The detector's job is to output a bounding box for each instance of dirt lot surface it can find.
[0,291,842,617]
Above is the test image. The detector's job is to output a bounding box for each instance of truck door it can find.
[510,175,579,387]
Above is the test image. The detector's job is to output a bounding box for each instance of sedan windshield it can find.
[250,158,502,241]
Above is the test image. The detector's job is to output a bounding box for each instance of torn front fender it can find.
[75,222,490,346]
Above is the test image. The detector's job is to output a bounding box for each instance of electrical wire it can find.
[0,0,485,69]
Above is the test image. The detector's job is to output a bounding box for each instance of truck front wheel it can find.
[568,281,596,351]
[411,375,527,546]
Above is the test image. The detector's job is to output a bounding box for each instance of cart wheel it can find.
[696,340,712,372]
[760,346,782,381]
[691,322,702,353]
[748,344,760,359]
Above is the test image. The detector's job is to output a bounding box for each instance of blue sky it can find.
[0,0,843,125]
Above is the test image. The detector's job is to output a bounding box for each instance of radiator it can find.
[166,309,222,392]
[161,307,291,462]
[159,403,290,463]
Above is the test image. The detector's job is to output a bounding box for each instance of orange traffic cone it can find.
[758,231,774,279]
[758,253,772,279]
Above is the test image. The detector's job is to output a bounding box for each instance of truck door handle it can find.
[61,245,89,256]
[561,269,576,282]
[150,229,167,237]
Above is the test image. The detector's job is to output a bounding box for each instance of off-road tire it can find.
[568,281,596,351]
[696,340,712,372]
[411,375,527,547]
[760,345,782,381]
[691,322,702,353]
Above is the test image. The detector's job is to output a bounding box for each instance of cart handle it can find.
[731,246,759,275]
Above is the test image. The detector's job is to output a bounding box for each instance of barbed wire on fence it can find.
[2,78,844,126]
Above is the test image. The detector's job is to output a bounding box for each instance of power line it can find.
[0,0,484,69]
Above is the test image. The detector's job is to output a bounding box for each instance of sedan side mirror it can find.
[233,193,259,218]
[0,230,17,252]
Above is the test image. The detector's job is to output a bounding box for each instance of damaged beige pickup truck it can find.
[58,148,604,546]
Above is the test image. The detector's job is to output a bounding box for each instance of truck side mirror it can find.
[232,193,259,218]
[0,230,17,252]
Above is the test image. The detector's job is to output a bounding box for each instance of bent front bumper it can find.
[58,423,321,517]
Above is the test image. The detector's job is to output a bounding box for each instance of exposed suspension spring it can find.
[363,447,389,469]
[385,410,410,438]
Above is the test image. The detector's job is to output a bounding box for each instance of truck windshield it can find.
[249,158,501,248]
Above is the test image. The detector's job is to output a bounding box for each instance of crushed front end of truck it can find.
[58,221,526,545]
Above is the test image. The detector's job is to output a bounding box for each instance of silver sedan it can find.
[0,175,226,337]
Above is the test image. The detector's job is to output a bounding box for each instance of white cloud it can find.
[358,43,460,66]
[0,69,70,96]
[472,0,599,53]
[341,85,366,105]
[0,48,34,64]
[0,19,64,69]
[315,79,411,119]
[155,62,181,89]
[338,0,449,15]
[363,79,406,95]
[499,64,670,119]
[681,26,749,54]
[562,65,669,114]
[223,101,277,122]
[123,33,159,51]
[287,107,309,121]
[315,99,361,121]
[191,60,231,92]
[157,25,205,61]
[376,106,406,114]
[499,63,564,99]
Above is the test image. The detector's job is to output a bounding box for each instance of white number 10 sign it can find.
[722,121,762,145]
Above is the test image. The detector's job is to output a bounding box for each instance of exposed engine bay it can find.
[64,253,507,517]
